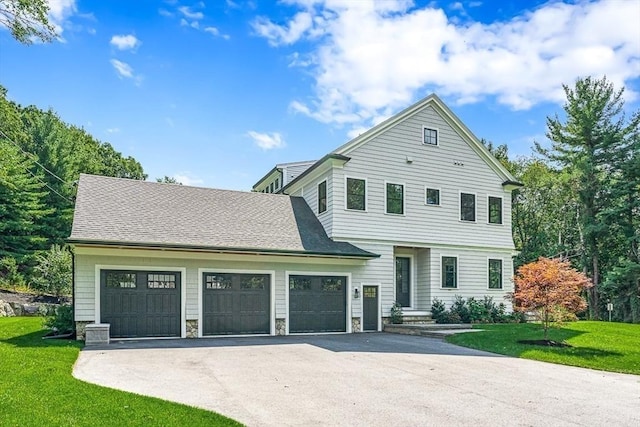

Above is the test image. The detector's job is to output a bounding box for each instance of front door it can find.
[362,286,379,331]
[395,257,411,307]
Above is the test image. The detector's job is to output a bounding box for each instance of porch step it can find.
[401,311,434,325]
[383,323,476,339]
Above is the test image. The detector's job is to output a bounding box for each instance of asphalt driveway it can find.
[73,333,640,426]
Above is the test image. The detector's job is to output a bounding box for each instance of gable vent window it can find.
[488,196,503,224]
[460,192,476,222]
[275,178,280,190]
[269,182,274,193]
[318,180,327,214]
[346,177,366,211]
[423,127,438,145]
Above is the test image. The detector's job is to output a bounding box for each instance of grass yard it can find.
[447,321,640,375]
[0,317,241,426]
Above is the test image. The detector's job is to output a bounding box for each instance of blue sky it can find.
[1,0,639,189]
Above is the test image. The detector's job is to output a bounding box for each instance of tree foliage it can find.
[0,0,57,44]
[0,85,146,284]
[32,245,71,298]
[513,258,592,339]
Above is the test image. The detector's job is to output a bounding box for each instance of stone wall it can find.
[186,320,198,338]
[275,318,286,336]
[0,300,58,317]
[75,321,92,341]
[351,317,361,333]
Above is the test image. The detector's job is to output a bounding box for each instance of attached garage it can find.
[289,274,347,333]
[202,272,271,335]
[100,270,181,338]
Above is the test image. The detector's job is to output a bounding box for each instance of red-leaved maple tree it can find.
[513,257,592,340]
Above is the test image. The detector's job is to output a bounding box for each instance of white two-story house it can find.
[69,94,521,340]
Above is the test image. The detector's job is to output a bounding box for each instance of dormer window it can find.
[423,127,438,145]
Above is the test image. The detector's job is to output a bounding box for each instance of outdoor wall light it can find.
[354,288,360,299]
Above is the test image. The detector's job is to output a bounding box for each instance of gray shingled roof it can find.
[69,174,377,258]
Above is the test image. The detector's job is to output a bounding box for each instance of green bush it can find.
[450,295,471,323]
[32,245,72,299]
[0,257,26,290]
[431,298,446,323]
[390,302,403,324]
[432,296,518,324]
[44,304,74,334]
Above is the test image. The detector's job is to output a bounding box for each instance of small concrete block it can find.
[85,323,110,345]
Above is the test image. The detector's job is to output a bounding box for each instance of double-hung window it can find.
[441,256,457,288]
[386,183,404,214]
[346,177,366,211]
[488,196,503,224]
[488,259,503,289]
[460,192,476,222]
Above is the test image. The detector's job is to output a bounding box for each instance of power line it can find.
[0,129,74,203]
[0,127,75,189]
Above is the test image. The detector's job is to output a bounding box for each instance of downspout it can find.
[71,248,76,336]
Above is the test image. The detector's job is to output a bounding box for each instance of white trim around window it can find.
[440,255,459,289]
[487,258,504,290]
[487,194,504,225]
[384,181,406,216]
[317,179,328,215]
[459,191,477,222]
[424,186,441,206]
[422,126,439,146]
[344,175,368,212]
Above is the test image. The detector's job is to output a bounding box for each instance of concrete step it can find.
[383,323,477,339]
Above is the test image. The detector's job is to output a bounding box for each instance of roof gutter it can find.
[502,180,524,191]
[281,153,351,194]
[67,239,380,260]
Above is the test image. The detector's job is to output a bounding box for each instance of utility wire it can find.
[0,127,75,189]
[0,128,74,203]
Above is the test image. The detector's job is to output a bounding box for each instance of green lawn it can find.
[0,317,241,426]
[447,321,640,375]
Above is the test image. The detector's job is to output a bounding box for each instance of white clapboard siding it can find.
[330,104,515,249]
[75,253,357,322]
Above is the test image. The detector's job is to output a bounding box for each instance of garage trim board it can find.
[94,265,187,339]
[285,271,352,335]
[197,268,276,337]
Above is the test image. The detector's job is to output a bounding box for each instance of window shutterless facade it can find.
[460,192,476,221]
[441,256,458,288]
[488,196,503,224]
[345,177,366,211]
[386,182,404,214]
[423,127,438,145]
[488,259,503,289]
[318,180,327,214]
[425,187,440,206]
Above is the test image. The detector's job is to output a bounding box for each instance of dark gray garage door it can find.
[289,275,347,333]
[202,272,270,335]
[101,270,181,338]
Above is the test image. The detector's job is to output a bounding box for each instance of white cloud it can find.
[44,0,77,38]
[159,8,173,17]
[204,26,230,39]
[246,131,286,150]
[106,127,120,134]
[252,11,313,46]
[253,0,640,131]
[178,6,204,20]
[110,59,133,78]
[172,173,204,186]
[110,34,141,51]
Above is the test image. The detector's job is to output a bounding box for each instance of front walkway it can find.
[73,333,640,427]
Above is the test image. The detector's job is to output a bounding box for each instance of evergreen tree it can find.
[541,76,639,318]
